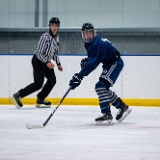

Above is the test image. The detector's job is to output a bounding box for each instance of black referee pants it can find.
[19,55,56,100]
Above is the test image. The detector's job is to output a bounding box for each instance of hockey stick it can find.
[26,87,72,129]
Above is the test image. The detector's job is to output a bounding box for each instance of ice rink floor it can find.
[0,105,160,160]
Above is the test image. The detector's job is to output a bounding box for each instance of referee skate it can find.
[10,92,23,109]
[35,99,51,108]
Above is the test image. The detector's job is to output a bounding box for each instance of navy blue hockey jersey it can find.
[79,36,118,77]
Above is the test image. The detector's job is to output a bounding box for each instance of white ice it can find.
[0,105,160,160]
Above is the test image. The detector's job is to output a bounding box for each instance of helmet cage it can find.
[81,29,96,43]
[81,23,96,43]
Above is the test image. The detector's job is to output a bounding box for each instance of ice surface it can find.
[0,105,160,160]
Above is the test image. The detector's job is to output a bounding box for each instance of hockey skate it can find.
[10,92,23,109]
[95,111,113,125]
[116,100,132,122]
[36,99,51,108]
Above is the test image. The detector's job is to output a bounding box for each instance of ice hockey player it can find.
[69,22,132,124]
[10,17,63,109]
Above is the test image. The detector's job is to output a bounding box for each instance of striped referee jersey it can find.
[35,31,61,65]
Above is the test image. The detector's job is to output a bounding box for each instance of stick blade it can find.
[26,123,44,129]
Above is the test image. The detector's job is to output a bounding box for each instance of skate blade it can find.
[26,123,44,129]
[96,120,114,125]
[118,108,132,123]
[36,104,51,108]
[9,96,21,109]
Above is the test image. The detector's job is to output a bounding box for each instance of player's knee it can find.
[95,82,106,95]
[95,81,108,97]
[95,79,111,91]
[95,81,105,90]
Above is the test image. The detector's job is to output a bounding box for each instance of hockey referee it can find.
[10,17,63,109]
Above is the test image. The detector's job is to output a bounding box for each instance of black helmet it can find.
[81,22,96,43]
[49,17,60,26]
[82,22,94,31]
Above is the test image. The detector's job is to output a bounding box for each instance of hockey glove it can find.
[69,73,83,90]
[80,58,88,68]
